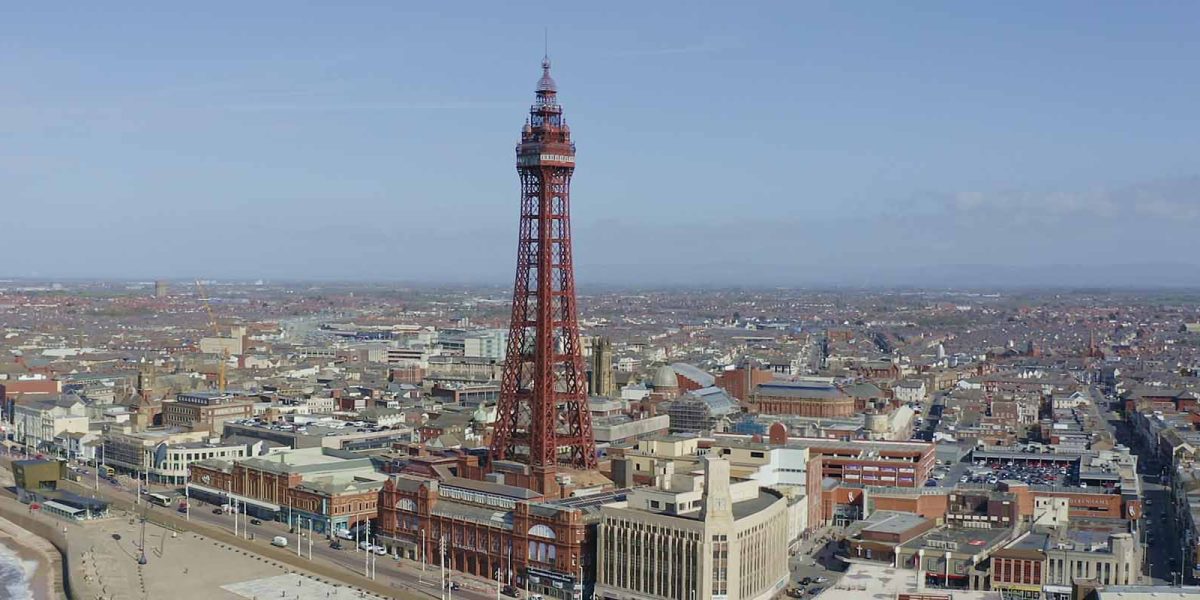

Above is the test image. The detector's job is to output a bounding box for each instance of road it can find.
[5,454,503,600]
[787,526,846,598]
[1099,395,1188,586]
[173,497,485,600]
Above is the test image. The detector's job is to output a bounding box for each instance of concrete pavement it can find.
[57,473,503,600]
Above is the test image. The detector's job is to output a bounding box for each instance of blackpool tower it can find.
[490,55,597,496]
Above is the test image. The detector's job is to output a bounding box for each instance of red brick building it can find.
[989,547,1045,597]
[793,437,937,488]
[187,449,383,534]
[749,381,857,417]
[377,474,588,600]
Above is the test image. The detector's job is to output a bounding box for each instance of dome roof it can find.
[536,57,557,93]
[652,365,679,389]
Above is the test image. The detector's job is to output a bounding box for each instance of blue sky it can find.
[3,2,1200,285]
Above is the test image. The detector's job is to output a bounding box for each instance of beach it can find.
[0,518,56,600]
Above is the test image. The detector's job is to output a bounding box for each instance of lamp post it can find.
[184,468,190,522]
[137,510,148,565]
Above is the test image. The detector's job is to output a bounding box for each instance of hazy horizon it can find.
[3,2,1199,286]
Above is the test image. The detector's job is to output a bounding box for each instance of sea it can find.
[0,540,35,600]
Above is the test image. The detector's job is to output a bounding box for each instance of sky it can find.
[2,2,1200,287]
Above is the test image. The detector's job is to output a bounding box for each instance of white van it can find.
[271,536,288,548]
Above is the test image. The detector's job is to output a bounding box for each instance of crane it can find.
[195,280,228,394]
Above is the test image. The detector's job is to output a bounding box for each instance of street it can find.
[785,526,846,597]
[1099,392,1188,586]
[0,451,503,600]
[111,481,500,600]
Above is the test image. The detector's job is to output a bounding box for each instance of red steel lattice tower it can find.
[490,56,597,495]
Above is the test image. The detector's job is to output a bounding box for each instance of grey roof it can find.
[678,488,782,521]
[21,393,86,411]
[862,511,930,534]
[443,477,540,500]
[670,363,716,387]
[755,381,848,399]
[675,386,738,416]
[652,365,679,389]
[431,501,514,530]
[843,382,884,398]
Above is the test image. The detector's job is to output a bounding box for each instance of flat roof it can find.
[973,449,1081,462]
[822,563,1002,600]
[1097,586,1200,599]
[677,488,783,521]
[863,511,930,535]
[898,525,1012,555]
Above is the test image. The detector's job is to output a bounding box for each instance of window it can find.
[528,524,557,540]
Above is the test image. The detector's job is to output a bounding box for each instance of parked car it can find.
[373,546,387,555]
[799,577,812,585]
[358,541,373,551]
[249,518,262,525]
[814,576,829,583]
[501,585,520,598]
[330,541,343,550]
[212,508,224,514]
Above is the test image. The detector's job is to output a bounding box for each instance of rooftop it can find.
[862,511,930,535]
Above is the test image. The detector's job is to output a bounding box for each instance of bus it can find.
[101,465,115,478]
[147,493,173,507]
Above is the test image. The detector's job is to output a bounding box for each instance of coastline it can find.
[0,518,57,600]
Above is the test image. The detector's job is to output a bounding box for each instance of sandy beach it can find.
[0,518,57,600]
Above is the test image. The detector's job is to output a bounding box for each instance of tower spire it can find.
[491,55,594,497]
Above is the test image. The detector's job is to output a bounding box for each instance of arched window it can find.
[528,524,557,540]
[396,498,416,511]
